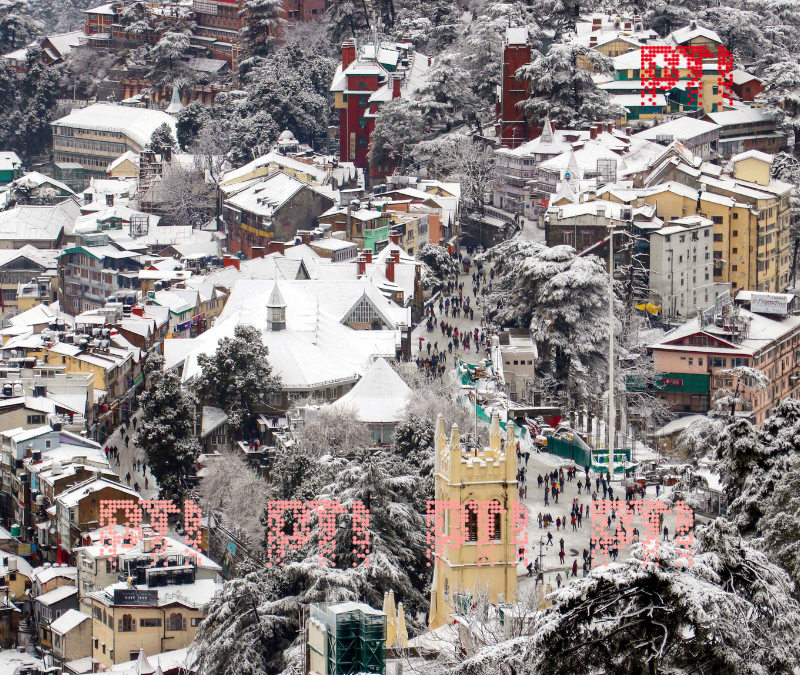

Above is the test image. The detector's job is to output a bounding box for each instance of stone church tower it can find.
[428,412,519,629]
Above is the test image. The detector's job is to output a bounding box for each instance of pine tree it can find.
[193,570,298,675]
[147,32,191,87]
[326,0,369,44]
[367,98,424,173]
[0,0,41,51]
[417,243,460,290]
[148,122,176,155]
[760,454,800,592]
[176,101,210,150]
[759,56,800,154]
[516,43,623,129]
[412,53,480,127]
[456,521,800,675]
[135,353,200,499]
[239,0,287,58]
[195,324,282,438]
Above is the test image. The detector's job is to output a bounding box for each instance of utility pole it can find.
[608,222,616,482]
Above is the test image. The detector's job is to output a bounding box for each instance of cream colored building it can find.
[428,413,518,630]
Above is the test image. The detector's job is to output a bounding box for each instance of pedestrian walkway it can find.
[101,409,159,501]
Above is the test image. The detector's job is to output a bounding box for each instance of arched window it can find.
[169,613,186,631]
[466,503,478,542]
[490,500,502,540]
[119,614,135,632]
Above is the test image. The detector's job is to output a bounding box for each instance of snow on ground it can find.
[514,448,681,592]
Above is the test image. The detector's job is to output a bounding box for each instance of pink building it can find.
[648,293,800,425]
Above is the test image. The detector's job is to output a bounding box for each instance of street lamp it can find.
[608,220,618,482]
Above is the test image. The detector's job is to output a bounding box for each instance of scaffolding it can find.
[310,602,387,675]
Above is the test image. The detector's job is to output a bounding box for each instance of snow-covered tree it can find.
[291,403,372,459]
[239,0,287,58]
[192,570,298,675]
[158,161,213,228]
[119,1,152,39]
[759,56,800,153]
[135,353,200,499]
[147,32,191,87]
[326,0,369,43]
[516,43,623,129]
[771,151,800,283]
[148,122,176,155]
[759,454,800,592]
[0,0,41,50]
[417,243,459,290]
[195,324,282,437]
[196,451,272,545]
[456,519,800,675]
[176,101,209,150]
[412,53,480,126]
[368,98,424,173]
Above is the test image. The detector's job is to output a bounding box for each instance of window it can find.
[698,358,703,366]
[712,216,723,225]
[27,415,45,425]
[358,96,368,108]
[745,86,751,93]
[191,617,203,627]
[713,233,723,242]
[466,503,478,542]
[358,118,367,130]
[733,230,738,237]
[357,82,366,89]
[358,136,368,147]
[490,500,502,540]
[168,613,186,631]
[733,213,738,220]
[140,618,161,628]
[119,614,136,632]
[732,265,738,271]
[563,232,573,245]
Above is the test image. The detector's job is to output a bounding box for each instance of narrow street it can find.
[101,408,159,501]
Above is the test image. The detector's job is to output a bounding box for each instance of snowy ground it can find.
[101,408,159,501]
[514,448,682,592]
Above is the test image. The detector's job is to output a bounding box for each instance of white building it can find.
[648,216,728,318]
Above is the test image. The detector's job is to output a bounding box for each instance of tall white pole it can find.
[608,224,615,482]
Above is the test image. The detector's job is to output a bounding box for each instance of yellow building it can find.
[428,413,518,630]
[89,577,219,668]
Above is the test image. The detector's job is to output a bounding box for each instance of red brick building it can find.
[331,39,431,178]
[729,69,764,102]
[496,27,536,148]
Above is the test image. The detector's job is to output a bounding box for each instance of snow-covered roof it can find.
[36,584,77,606]
[201,406,228,437]
[50,608,90,635]
[107,150,140,173]
[730,149,774,165]
[331,358,410,423]
[310,238,356,252]
[0,152,21,172]
[704,107,772,127]
[730,68,761,86]
[57,476,139,508]
[0,202,75,243]
[505,26,528,45]
[0,244,56,270]
[0,650,43,675]
[612,93,667,109]
[170,280,398,388]
[52,104,178,149]
[221,151,328,186]
[94,578,222,609]
[44,31,82,58]
[666,24,722,46]
[225,172,307,217]
[633,118,720,143]
[86,3,116,15]
[110,647,194,674]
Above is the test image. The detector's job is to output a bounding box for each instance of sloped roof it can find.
[331,357,410,423]
[52,104,178,149]
[50,608,90,635]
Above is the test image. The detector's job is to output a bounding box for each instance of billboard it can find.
[113,589,159,606]
[751,292,791,315]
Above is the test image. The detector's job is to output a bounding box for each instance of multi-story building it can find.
[223,171,335,259]
[648,216,728,318]
[496,27,534,148]
[0,246,58,312]
[58,243,144,314]
[89,571,221,668]
[331,38,431,177]
[702,107,787,158]
[647,293,800,424]
[51,104,178,179]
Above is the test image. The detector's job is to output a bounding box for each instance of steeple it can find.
[540,117,554,144]
[266,283,287,331]
[165,85,183,115]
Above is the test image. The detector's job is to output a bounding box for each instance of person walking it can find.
[556,517,561,531]
[556,572,562,589]
[558,549,565,564]
[134,482,140,493]
[572,559,578,577]
[559,537,564,553]
[663,525,670,542]
[538,513,543,529]
[571,515,577,532]
[144,476,149,490]
[125,472,131,485]
[546,531,554,546]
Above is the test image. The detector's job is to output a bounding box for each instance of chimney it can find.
[607,123,613,133]
[363,249,373,263]
[402,34,411,44]
[132,307,144,317]
[592,17,601,31]
[624,21,631,29]
[391,250,401,263]
[590,126,598,140]
[223,256,240,271]
[342,40,356,69]
[625,126,632,136]
[357,256,366,277]
[392,76,401,99]
[427,55,432,67]
[386,257,395,282]
[589,35,598,46]
[389,230,400,246]
[251,246,265,259]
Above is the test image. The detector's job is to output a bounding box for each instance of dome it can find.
[278,130,296,141]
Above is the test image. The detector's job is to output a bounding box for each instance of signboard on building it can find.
[113,589,158,606]
[715,290,731,315]
[751,292,792,315]
[661,378,684,387]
